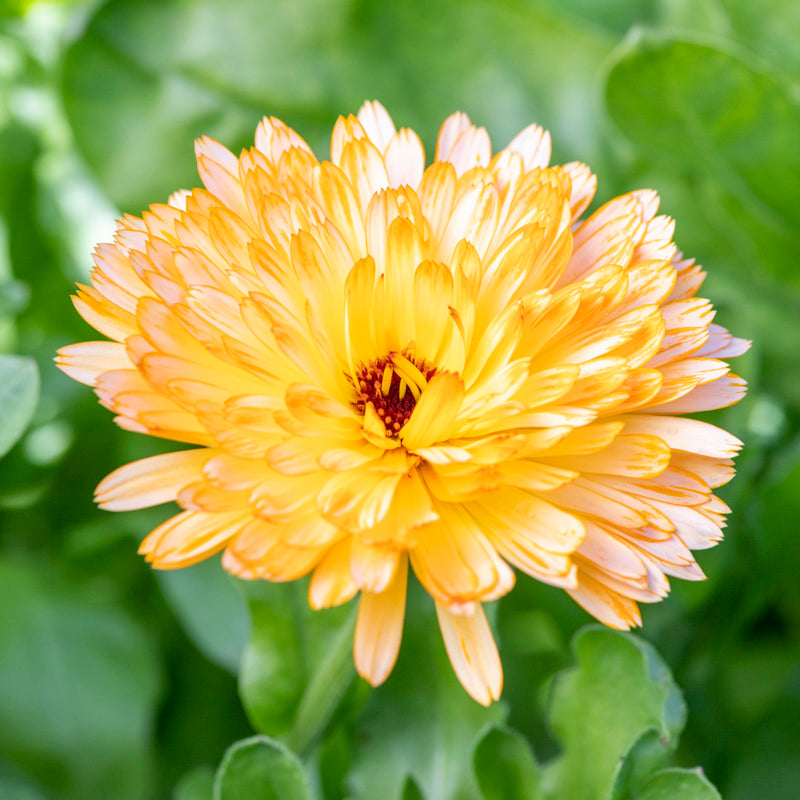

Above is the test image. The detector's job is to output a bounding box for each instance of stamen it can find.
[406,380,422,401]
[449,305,466,342]
[381,365,393,396]
[352,351,435,438]
[391,353,428,391]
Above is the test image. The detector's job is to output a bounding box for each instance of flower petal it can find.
[309,538,359,609]
[400,372,465,450]
[354,555,408,687]
[140,509,250,569]
[96,449,213,510]
[435,602,502,705]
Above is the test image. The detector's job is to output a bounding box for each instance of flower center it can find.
[354,351,436,436]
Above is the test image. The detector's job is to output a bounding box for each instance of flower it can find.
[57,101,748,705]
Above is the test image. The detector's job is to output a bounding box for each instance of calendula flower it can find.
[57,101,747,704]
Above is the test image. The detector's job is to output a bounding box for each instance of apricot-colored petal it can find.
[435,602,502,705]
[354,555,408,687]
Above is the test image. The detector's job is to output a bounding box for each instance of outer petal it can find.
[354,554,408,687]
[96,449,213,510]
[56,341,132,386]
[567,571,642,629]
[435,602,502,705]
[410,502,515,607]
[140,509,250,569]
[309,538,359,609]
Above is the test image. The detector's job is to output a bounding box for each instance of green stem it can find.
[285,604,358,754]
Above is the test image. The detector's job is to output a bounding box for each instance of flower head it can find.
[57,101,748,704]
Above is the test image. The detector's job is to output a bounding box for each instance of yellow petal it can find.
[542,433,672,479]
[55,341,131,386]
[505,123,551,170]
[356,100,397,151]
[350,540,400,593]
[620,414,743,458]
[140,509,250,569]
[435,602,502,706]
[318,463,404,532]
[567,571,642,629]
[410,502,514,605]
[95,449,212,510]
[400,372,465,451]
[309,539,359,609]
[354,555,407,687]
[357,472,438,547]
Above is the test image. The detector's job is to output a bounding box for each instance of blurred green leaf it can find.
[401,775,427,800]
[173,766,214,800]
[543,627,685,800]
[238,581,355,750]
[497,601,572,754]
[535,0,657,33]
[635,767,721,800]
[726,712,800,800]
[606,34,800,281]
[473,726,542,800]
[238,583,305,736]
[318,723,352,800]
[721,642,798,723]
[0,280,30,318]
[0,355,38,458]
[0,558,160,800]
[0,0,27,17]
[213,735,312,800]
[157,557,249,673]
[750,442,800,593]
[0,775,47,800]
[715,0,800,78]
[653,0,733,37]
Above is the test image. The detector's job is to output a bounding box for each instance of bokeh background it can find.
[1,0,799,798]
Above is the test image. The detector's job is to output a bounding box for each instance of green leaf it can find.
[0,355,39,459]
[0,775,47,800]
[473,726,542,800]
[532,0,657,34]
[634,767,721,800]
[157,556,249,673]
[238,583,306,735]
[173,767,215,800]
[0,279,30,318]
[726,715,800,800]
[238,580,356,750]
[612,727,682,799]
[401,775,427,800]
[708,0,800,79]
[542,627,685,800]
[0,558,161,800]
[346,589,505,800]
[496,601,572,750]
[318,724,352,800]
[605,34,800,267]
[213,736,312,800]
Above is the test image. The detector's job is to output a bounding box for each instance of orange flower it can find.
[57,102,748,704]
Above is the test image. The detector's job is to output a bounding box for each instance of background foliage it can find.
[1,0,799,797]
